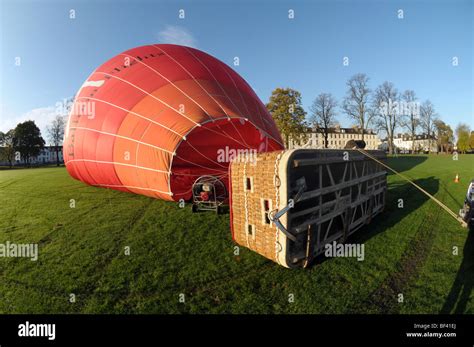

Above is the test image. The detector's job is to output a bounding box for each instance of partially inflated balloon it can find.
[63,44,283,201]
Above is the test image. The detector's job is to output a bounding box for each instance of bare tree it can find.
[420,100,438,153]
[342,73,373,142]
[373,81,399,155]
[47,115,66,166]
[400,90,420,154]
[309,93,338,148]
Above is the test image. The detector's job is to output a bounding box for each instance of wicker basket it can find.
[229,149,387,268]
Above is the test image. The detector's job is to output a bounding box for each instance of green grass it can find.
[0,155,472,314]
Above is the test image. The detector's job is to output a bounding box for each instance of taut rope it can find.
[353,147,467,228]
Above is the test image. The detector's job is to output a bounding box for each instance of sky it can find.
[0,0,472,142]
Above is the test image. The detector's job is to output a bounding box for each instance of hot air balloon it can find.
[63,44,284,201]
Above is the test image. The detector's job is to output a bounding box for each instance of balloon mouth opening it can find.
[169,118,275,201]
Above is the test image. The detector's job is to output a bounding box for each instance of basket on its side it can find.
[229,149,387,268]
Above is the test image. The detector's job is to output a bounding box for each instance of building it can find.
[33,146,64,164]
[289,125,381,150]
[392,134,438,153]
[0,145,63,166]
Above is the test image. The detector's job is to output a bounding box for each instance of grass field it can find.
[0,155,472,314]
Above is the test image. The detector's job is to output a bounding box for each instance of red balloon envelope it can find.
[64,44,283,201]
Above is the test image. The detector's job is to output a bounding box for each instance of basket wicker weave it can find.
[230,150,285,262]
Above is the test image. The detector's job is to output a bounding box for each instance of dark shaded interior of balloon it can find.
[171,118,281,201]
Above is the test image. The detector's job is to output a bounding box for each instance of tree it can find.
[456,123,471,153]
[13,120,45,166]
[373,81,399,155]
[400,90,419,153]
[266,87,307,147]
[47,115,66,166]
[420,100,438,153]
[470,131,474,151]
[342,73,373,142]
[309,93,338,148]
[0,129,16,168]
[434,120,453,154]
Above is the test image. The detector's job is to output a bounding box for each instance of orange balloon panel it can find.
[64,44,284,201]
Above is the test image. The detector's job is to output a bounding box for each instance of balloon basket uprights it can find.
[191,175,228,214]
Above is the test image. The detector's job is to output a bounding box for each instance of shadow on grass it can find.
[385,155,428,175]
[441,229,474,314]
[440,182,464,207]
[309,176,439,267]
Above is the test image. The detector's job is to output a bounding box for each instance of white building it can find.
[289,125,381,150]
[32,146,64,164]
[392,134,438,153]
[0,145,63,166]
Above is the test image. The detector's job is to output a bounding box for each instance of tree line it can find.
[0,115,65,168]
[266,73,474,154]
[1,80,472,169]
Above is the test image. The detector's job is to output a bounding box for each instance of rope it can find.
[353,147,467,228]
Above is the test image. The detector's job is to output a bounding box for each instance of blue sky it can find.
[0,0,472,139]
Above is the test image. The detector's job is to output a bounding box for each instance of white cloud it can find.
[0,102,65,143]
[158,25,197,48]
